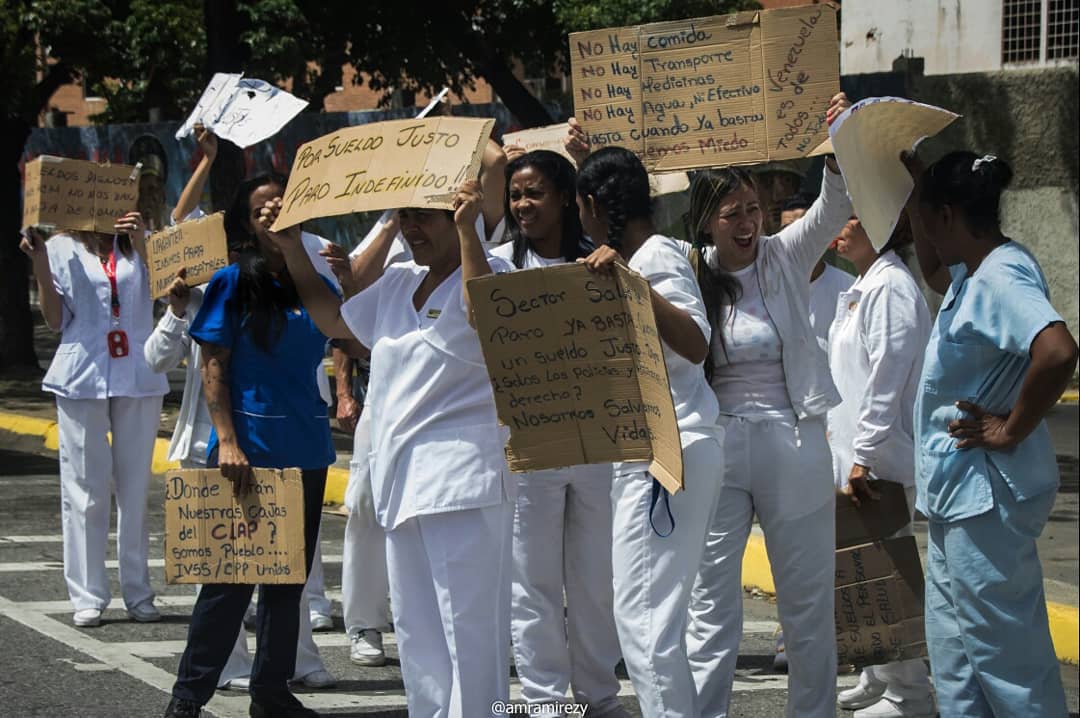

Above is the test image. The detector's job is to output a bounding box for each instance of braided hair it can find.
[575,147,652,251]
[687,168,757,380]
[504,150,589,268]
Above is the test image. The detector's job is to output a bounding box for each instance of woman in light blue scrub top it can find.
[904,150,1078,718]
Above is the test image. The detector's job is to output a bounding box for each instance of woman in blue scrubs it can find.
[905,150,1077,717]
[164,174,336,718]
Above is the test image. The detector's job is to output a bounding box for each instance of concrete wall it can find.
[841,0,1004,76]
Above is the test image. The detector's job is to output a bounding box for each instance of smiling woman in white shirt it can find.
[259,180,515,718]
[491,150,628,718]
[827,215,936,718]
[22,212,168,629]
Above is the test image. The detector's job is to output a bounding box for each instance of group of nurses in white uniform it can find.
[827,216,936,718]
[22,214,168,629]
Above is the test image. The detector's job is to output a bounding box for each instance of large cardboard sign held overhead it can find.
[146,212,229,298]
[176,73,309,149]
[270,117,495,231]
[501,123,689,196]
[467,263,684,493]
[164,468,306,585]
[22,156,140,233]
[830,97,960,250]
[569,4,839,172]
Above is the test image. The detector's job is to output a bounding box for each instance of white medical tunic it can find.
[340,256,515,530]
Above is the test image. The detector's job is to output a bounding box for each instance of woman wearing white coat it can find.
[22,211,167,628]
[261,181,515,718]
[684,92,852,718]
[827,216,936,718]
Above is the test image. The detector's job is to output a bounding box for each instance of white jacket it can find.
[826,251,931,487]
[710,167,853,419]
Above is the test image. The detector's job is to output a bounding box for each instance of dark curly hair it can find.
[504,150,590,268]
[575,147,653,251]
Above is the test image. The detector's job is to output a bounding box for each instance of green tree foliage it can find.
[553,0,759,33]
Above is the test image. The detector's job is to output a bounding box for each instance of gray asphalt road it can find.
[0,447,1076,717]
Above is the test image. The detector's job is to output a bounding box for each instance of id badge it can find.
[107,329,129,358]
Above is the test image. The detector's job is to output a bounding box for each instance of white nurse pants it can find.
[56,395,162,611]
[859,485,932,705]
[341,410,392,633]
[611,433,723,718]
[510,465,624,717]
[386,503,512,718]
[687,415,836,718]
[304,534,332,619]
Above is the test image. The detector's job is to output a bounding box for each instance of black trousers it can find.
[171,467,327,705]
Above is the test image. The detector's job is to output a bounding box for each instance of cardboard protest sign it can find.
[164,468,306,585]
[830,97,960,250]
[467,263,683,493]
[502,123,689,196]
[835,479,912,549]
[835,536,928,669]
[270,117,495,231]
[503,124,579,164]
[176,73,309,149]
[22,156,140,233]
[146,212,229,298]
[569,5,839,172]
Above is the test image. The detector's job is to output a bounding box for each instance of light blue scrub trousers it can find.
[925,466,1067,717]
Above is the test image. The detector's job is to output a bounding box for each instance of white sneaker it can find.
[294,668,337,689]
[838,673,887,710]
[349,628,386,667]
[218,676,250,691]
[127,601,161,623]
[854,696,936,718]
[310,612,333,632]
[73,608,102,627]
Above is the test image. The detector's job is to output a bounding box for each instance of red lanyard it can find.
[100,250,120,319]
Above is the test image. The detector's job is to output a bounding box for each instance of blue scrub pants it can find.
[172,467,327,706]
[925,468,1067,717]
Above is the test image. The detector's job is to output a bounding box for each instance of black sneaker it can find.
[249,691,319,718]
[164,697,202,718]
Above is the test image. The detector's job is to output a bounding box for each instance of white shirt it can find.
[827,251,931,489]
[489,241,563,268]
[627,235,720,442]
[340,256,515,530]
[809,263,854,353]
[43,234,169,400]
[710,262,793,420]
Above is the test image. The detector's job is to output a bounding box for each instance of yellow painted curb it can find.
[1061,389,1079,404]
[741,531,1079,665]
[742,533,776,595]
[325,466,349,505]
[1047,601,1079,665]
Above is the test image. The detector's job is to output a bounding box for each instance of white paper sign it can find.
[830,97,960,250]
[176,73,309,149]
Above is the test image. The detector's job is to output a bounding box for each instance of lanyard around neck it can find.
[99,250,120,319]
